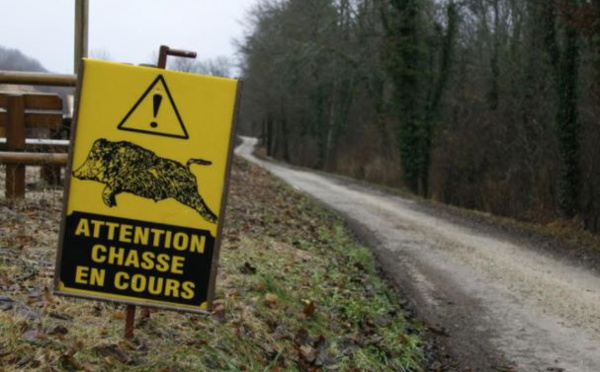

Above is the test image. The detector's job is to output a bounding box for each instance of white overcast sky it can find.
[0,0,258,74]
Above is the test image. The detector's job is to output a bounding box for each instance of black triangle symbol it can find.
[117,75,189,139]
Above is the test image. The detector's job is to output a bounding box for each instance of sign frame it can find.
[53,59,242,314]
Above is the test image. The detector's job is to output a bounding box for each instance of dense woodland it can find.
[237,0,600,232]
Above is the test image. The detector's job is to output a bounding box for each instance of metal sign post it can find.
[74,0,89,75]
[158,45,197,69]
[125,46,198,339]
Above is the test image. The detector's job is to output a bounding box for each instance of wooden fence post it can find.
[6,95,26,199]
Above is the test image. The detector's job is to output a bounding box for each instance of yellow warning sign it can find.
[54,59,240,313]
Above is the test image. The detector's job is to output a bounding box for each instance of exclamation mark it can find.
[151,92,163,128]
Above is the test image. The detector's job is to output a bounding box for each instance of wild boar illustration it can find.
[73,138,218,223]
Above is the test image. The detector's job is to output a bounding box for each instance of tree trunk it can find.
[542,0,582,218]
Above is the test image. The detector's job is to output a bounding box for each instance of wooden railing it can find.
[0,70,76,199]
[0,71,77,87]
[0,92,69,198]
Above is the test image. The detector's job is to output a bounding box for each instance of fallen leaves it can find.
[48,325,69,336]
[239,261,257,275]
[0,296,14,310]
[299,344,316,363]
[212,304,227,323]
[302,300,316,316]
[59,353,84,371]
[295,331,334,368]
[265,293,279,307]
[60,341,85,370]
[112,310,126,320]
[21,329,48,346]
[93,343,137,365]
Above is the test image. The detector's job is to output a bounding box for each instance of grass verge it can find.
[0,157,424,371]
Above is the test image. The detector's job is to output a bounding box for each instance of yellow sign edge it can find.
[56,282,208,313]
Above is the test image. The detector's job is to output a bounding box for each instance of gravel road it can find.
[236,136,600,371]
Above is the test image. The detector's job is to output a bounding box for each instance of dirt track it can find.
[236,136,600,371]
